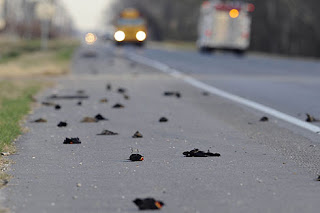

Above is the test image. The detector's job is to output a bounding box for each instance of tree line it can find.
[0,0,74,39]
[109,0,320,57]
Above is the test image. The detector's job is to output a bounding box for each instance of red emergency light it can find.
[215,4,242,11]
[202,1,211,9]
[247,3,255,12]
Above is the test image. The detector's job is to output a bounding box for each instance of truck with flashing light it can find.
[197,1,255,54]
[113,8,147,46]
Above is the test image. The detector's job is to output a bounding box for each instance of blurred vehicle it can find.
[85,33,97,45]
[113,8,147,46]
[197,1,255,54]
[101,32,114,41]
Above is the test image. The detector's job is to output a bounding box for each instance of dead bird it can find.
[48,94,89,99]
[202,91,210,96]
[132,131,143,138]
[133,198,164,210]
[77,101,82,106]
[316,175,320,181]
[260,116,269,122]
[123,94,130,100]
[32,118,47,123]
[183,149,220,157]
[0,179,8,187]
[77,90,85,94]
[159,117,168,122]
[81,117,98,123]
[42,101,56,106]
[100,98,108,103]
[57,121,67,127]
[163,91,181,98]
[63,137,81,144]
[97,130,118,135]
[117,88,127,94]
[106,84,112,91]
[55,104,61,110]
[306,113,319,122]
[112,103,124,108]
[129,154,144,161]
[95,114,108,121]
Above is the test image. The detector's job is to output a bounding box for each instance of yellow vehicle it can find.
[114,8,147,46]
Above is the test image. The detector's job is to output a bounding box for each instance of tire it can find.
[234,49,245,56]
[136,42,144,47]
[199,46,213,54]
[115,42,122,46]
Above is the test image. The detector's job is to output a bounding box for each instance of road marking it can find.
[128,53,320,134]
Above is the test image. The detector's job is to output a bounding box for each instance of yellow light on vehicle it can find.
[85,33,97,44]
[229,9,239,18]
[136,31,146,41]
[114,31,125,42]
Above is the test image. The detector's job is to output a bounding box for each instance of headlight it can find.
[85,33,97,44]
[114,31,125,42]
[136,31,146,41]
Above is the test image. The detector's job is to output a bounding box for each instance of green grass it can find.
[0,81,42,153]
[55,46,77,61]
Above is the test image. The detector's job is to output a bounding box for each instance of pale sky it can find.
[59,0,114,32]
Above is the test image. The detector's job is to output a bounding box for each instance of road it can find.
[2,43,320,213]
[133,46,320,127]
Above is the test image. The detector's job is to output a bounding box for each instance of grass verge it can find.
[0,80,42,153]
[0,80,43,188]
[0,38,79,77]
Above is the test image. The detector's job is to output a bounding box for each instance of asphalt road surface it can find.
[2,43,320,213]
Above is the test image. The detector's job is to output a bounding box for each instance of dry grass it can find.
[0,51,69,77]
[0,38,79,77]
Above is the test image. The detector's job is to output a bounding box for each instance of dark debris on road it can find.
[55,105,61,110]
[112,103,124,108]
[129,154,144,161]
[163,91,181,98]
[57,121,67,127]
[97,130,118,136]
[63,137,81,144]
[133,198,164,210]
[132,131,143,138]
[95,114,108,121]
[306,113,319,122]
[32,118,47,123]
[159,117,168,122]
[117,88,127,94]
[183,149,221,157]
[260,116,269,122]
[48,94,89,99]
[81,117,98,123]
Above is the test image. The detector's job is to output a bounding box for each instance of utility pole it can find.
[0,0,6,31]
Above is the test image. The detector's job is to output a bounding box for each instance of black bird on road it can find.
[183,149,220,157]
[129,154,144,161]
[133,198,164,210]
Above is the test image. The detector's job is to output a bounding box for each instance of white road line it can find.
[128,53,320,134]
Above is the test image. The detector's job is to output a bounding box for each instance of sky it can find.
[59,0,114,32]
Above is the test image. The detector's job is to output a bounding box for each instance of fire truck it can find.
[197,1,255,54]
[113,8,147,46]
